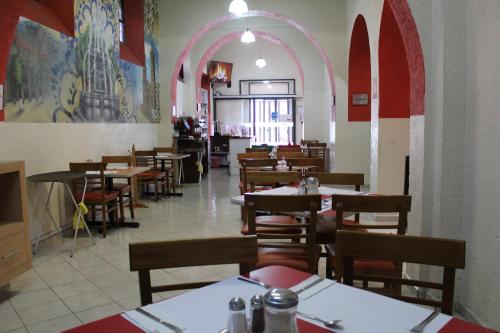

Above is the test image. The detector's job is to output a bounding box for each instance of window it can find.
[250,99,294,145]
[119,0,125,43]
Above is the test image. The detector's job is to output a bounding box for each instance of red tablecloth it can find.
[64,266,497,333]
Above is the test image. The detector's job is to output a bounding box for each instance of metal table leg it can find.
[34,182,64,254]
[64,178,95,257]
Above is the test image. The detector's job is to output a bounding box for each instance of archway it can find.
[348,15,371,122]
[195,30,305,103]
[169,10,336,119]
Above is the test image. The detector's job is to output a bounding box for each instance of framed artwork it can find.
[209,61,233,84]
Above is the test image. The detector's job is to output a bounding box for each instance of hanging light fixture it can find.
[241,28,256,43]
[229,0,248,16]
[255,58,267,68]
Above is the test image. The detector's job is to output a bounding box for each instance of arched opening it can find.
[348,15,371,122]
[168,10,336,121]
[377,0,411,195]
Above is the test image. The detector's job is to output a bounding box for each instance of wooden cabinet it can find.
[0,161,32,285]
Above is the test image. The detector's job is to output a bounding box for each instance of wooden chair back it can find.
[237,152,269,160]
[240,159,278,192]
[336,230,466,315]
[154,147,176,154]
[307,172,364,190]
[277,147,302,153]
[135,150,158,169]
[245,194,322,273]
[331,194,411,234]
[301,139,319,145]
[69,162,106,194]
[129,236,258,305]
[246,148,269,153]
[245,171,300,192]
[276,152,307,159]
[102,155,131,166]
[287,158,324,173]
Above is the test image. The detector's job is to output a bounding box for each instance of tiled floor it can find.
[1,168,291,333]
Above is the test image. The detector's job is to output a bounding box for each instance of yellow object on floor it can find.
[72,202,88,230]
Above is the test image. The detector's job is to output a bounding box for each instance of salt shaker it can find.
[227,297,248,333]
[298,179,307,195]
[263,288,299,333]
[306,176,319,194]
[249,295,265,332]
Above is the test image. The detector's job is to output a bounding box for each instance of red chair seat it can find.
[257,245,322,272]
[77,191,119,202]
[316,219,363,244]
[241,215,301,235]
[137,171,166,179]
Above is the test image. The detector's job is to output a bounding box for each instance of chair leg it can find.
[326,255,333,279]
[129,193,135,219]
[154,181,159,201]
[118,192,125,223]
[101,203,107,238]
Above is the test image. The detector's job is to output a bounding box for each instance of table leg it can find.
[65,180,95,257]
[34,182,63,254]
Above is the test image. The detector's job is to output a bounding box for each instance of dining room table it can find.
[62,265,497,333]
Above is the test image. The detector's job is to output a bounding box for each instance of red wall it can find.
[379,1,410,118]
[348,15,371,122]
[22,0,74,37]
[0,0,28,121]
[120,0,145,67]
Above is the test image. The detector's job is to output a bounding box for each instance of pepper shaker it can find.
[249,295,265,332]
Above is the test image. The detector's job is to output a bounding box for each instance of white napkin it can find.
[290,275,336,300]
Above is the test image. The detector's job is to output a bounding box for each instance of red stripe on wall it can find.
[379,1,410,119]
[120,0,145,67]
[22,0,74,37]
[348,15,371,122]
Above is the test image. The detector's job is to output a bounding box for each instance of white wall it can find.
[409,0,500,329]
[0,123,158,241]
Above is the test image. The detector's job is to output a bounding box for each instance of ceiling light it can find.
[255,58,267,68]
[229,0,248,16]
[241,29,256,43]
[263,80,269,84]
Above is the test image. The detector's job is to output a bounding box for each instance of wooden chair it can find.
[129,236,258,306]
[239,159,278,193]
[336,230,466,315]
[276,151,307,159]
[301,139,319,145]
[307,142,327,170]
[241,171,301,236]
[69,162,119,238]
[101,155,134,221]
[246,148,269,153]
[325,194,412,282]
[135,150,167,201]
[245,194,322,273]
[277,147,302,153]
[287,158,324,173]
[153,147,177,194]
[237,152,269,160]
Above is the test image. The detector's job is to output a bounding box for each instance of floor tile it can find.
[102,282,140,302]
[26,314,81,333]
[39,270,87,287]
[0,301,24,333]
[10,289,59,311]
[9,277,48,295]
[51,280,98,299]
[75,302,124,324]
[16,299,71,326]
[62,289,112,313]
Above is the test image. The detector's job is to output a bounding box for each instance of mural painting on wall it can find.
[4,0,160,123]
